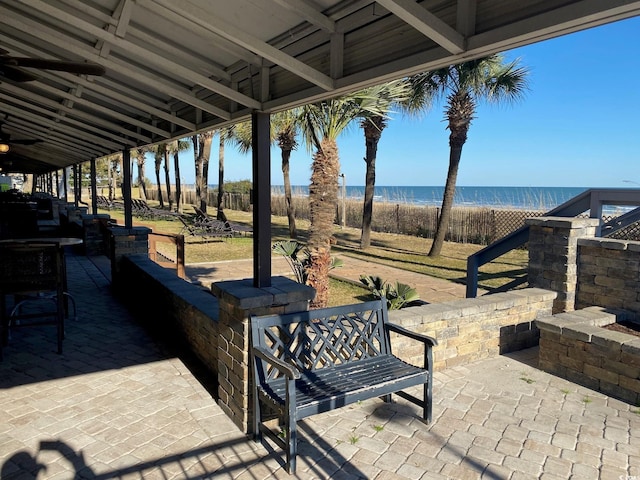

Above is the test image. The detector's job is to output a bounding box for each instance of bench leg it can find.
[252,391,261,442]
[285,415,297,474]
[423,382,431,423]
[285,380,297,474]
[424,347,434,423]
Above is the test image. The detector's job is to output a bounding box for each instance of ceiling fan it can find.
[0,48,106,82]
[0,116,43,154]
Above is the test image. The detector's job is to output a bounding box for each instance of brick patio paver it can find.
[1,252,640,479]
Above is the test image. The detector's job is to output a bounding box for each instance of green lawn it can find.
[103,204,528,304]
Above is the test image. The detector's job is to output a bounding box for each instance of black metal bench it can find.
[250,299,437,473]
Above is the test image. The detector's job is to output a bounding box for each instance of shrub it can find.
[359,274,420,310]
[273,240,343,284]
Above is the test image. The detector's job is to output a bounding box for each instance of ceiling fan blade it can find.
[0,64,39,82]
[6,58,106,76]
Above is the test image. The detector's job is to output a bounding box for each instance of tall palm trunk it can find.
[360,116,384,249]
[281,145,297,238]
[136,155,147,200]
[154,155,163,208]
[174,150,182,214]
[163,146,173,211]
[428,92,473,257]
[192,135,200,202]
[198,133,212,213]
[307,138,340,309]
[217,134,227,222]
[108,160,116,201]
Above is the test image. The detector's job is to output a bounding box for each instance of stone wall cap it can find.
[212,276,314,309]
[526,216,600,228]
[110,225,152,235]
[80,213,111,219]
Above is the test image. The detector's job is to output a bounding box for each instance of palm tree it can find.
[170,138,190,213]
[410,55,529,257]
[300,91,397,308]
[359,80,411,249]
[162,144,173,211]
[134,147,148,200]
[273,110,302,239]
[192,134,200,202]
[194,131,213,212]
[104,153,121,201]
[153,144,165,208]
[216,126,236,222]
[233,114,300,238]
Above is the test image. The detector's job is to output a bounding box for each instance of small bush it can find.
[359,275,419,310]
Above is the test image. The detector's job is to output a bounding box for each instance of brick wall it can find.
[537,308,640,405]
[388,288,556,371]
[576,238,640,317]
[526,217,599,313]
[119,254,220,374]
[79,213,111,255]
[109,226,151,285]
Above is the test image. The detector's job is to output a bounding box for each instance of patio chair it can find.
[177,215,200,237]
[192,206,246,236]
[0,242,65,358]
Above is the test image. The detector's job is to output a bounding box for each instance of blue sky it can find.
[167,16,640,188]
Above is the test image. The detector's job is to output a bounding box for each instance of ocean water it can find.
[272,185,590,211]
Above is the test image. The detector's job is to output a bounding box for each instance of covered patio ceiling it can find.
[1,0,639,174]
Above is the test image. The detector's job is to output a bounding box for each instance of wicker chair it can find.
[0,242,65,358]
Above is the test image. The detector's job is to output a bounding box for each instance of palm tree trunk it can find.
[429,91,473,257]
[192,135,200,201]
[199,134,211,213]
[217,135,227,222]
[174,150,182,214]
[360,117,384,249]
[428,133,465,257]
[108,161,114,201]
[282,147,297,238]
[154,159,163,208]
[307,138,340,309]
[137,157,147,200]
[163,147,173,211]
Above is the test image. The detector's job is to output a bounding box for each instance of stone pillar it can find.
[526,217,599,314]
[211,276,315,432]
[109,226,151,287]
[80,213,112,255]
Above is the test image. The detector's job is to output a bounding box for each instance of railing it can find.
[148,232,186,279]
[466,188,640,298]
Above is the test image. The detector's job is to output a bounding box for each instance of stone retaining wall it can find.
[537,307,640,405]
[119,255,220,373]
[576,237,640,317]
[388,288,556,371]
[526,217,600,313]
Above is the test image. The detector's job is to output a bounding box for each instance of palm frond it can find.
[300,83,411,152]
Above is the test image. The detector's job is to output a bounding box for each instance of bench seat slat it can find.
[258,356,428,419]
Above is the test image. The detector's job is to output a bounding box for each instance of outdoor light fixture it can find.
[0,143,9,153]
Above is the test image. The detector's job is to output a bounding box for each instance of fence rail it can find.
[148,232,185,279]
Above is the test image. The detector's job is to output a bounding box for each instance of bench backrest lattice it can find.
[257,305,387,378]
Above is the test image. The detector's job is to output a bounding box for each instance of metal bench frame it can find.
[250,299,437,473]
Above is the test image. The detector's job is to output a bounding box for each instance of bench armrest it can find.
[253,346,301,380]
[386,322,438,347]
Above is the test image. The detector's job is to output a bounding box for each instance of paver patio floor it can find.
[1,253,639,479]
